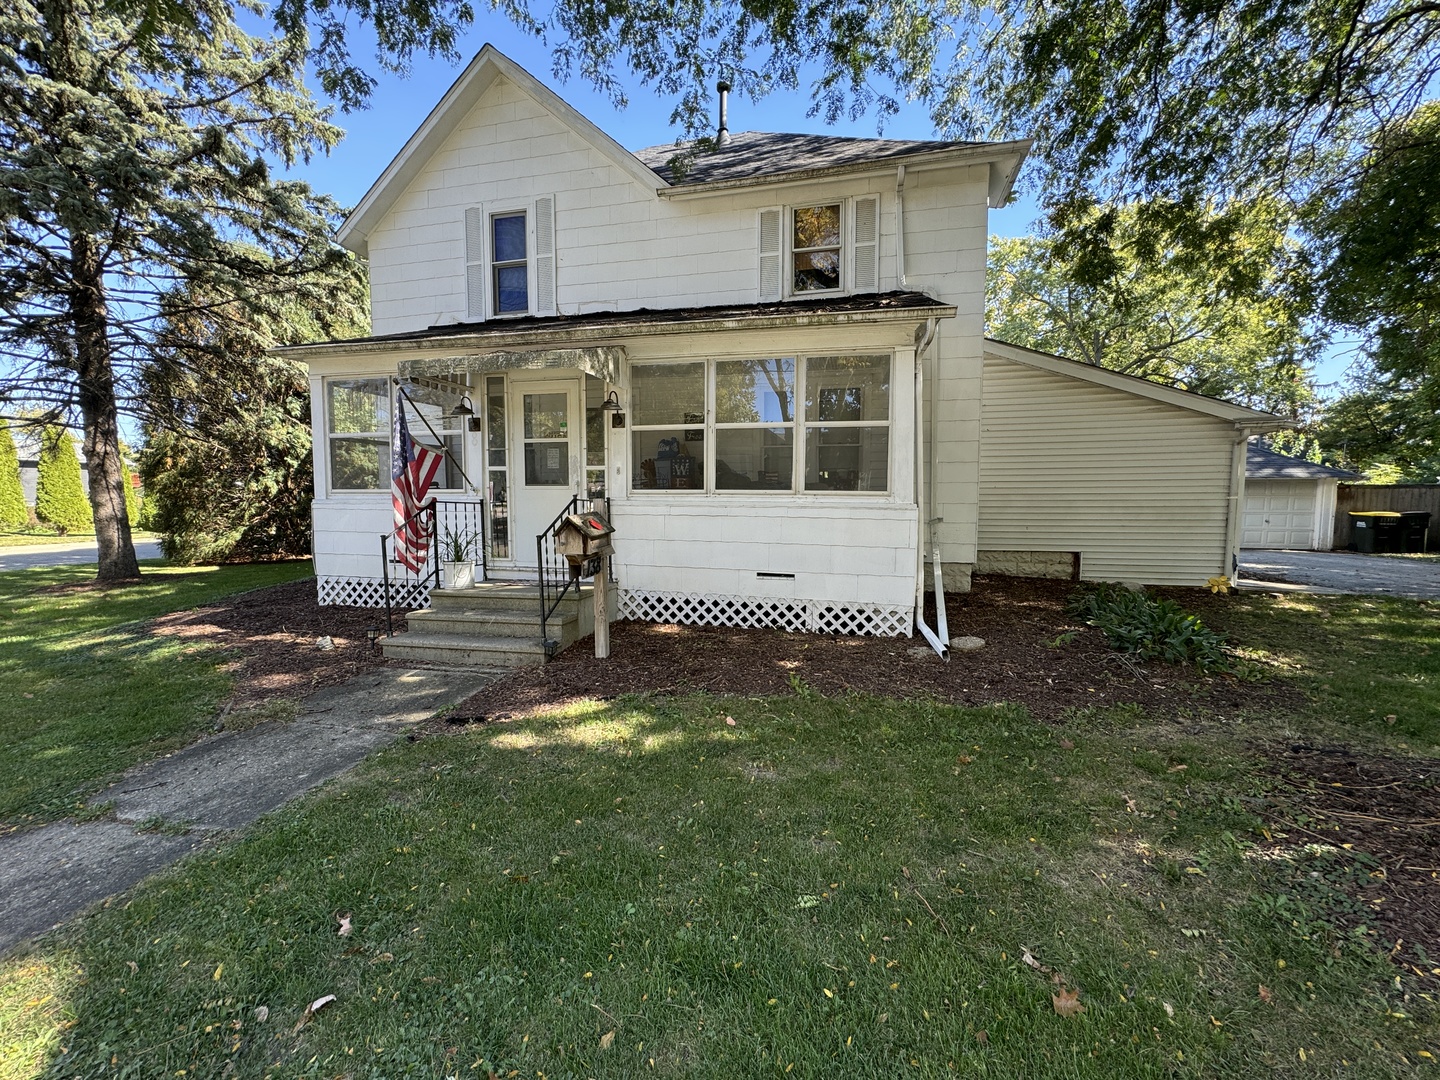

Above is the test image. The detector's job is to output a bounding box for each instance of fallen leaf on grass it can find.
[1163,1001,1175,1019]
[1258,985,1273,1005]
[1021,946,1051,975]
[1052,987,1085,1017]
[1058,738,1075,750]
[336,913,353,937]
[369,952,394,964]
[254,1005,269,1023]
[125,961,138,974]
[975,1030,988,1045]
[293,994,336,1032]
[1166,764,1188,773]
[599,1030,615,1050]
[213,963,224,981]
[1124,796,1138,812]
[956,754,973,765]
[725,716,737,727]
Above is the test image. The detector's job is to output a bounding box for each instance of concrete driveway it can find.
[0,538,164,572]
[1239,549,1440,599]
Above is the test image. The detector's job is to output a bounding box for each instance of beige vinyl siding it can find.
[979,355,1236,585]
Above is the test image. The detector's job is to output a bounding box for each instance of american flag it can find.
[391,404,444,571]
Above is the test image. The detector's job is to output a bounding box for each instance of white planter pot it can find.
[442,560,475,589]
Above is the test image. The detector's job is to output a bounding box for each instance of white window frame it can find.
[464,196,556,321]
[323,377,470,495]
[789,202,845,297]
[627,353,894,496]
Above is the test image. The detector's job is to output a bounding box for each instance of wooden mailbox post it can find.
[554,508,615,659]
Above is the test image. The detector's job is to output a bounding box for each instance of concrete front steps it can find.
[381,580,595,670]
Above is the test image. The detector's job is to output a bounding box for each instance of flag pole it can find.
[394,382,477,493]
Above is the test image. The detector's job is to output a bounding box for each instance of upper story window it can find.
[759,195,879,303]
[465,196,556,320]
[791,204,842,293]
[492,212,528,314]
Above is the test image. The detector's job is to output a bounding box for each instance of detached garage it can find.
[978,340,1290,585]
[1242,444,1360,551]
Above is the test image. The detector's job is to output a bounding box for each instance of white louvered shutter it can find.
[758,207,783,301]
[851,195,880,293]
[533,194,556,316]
[465,207,487,319]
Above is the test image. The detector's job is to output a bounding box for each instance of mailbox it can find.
[554,509,615,578]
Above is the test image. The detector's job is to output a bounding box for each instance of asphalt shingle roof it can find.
[632,131,981,185]
[1246,444,1361,480]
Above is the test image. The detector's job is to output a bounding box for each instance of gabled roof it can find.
[337,45,668,256]
[983,338,1292,431]
[1246,443,1361,480]
[638,131,1031,207]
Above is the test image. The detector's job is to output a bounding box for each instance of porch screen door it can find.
[513,381,580,566]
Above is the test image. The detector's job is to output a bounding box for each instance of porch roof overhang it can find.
[276,292,957,369]
[398,346,626,383]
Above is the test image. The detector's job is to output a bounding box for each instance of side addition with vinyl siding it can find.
[977,351,1246,586]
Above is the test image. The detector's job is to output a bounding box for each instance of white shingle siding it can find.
[978,355,1236,585]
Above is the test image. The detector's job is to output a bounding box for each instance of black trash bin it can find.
[1350,511,1402,553]
[1400,511,1432,553]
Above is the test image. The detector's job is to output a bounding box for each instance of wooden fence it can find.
[1334,484,1440,551]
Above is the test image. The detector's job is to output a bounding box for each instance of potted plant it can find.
[440,527,476,589]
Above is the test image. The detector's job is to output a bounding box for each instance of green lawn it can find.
[4,586,1438,1079]
[0,560,315,827]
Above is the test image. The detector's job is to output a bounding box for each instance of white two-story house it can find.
[284,45,1286,658]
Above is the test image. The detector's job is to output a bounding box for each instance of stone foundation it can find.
[976,550,1079,579]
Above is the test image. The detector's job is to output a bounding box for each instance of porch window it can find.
[401,378,467,491]
[326,378,390,490]
[627,354,891,494]
[803,355,890,492]
[715,358,794,490]
[630,362,705,490]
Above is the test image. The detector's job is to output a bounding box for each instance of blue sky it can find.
[287,18,1352,389]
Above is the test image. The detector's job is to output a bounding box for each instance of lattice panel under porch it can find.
[619,590,913,638]
[317,575,431,609]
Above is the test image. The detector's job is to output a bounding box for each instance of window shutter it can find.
[533,194,556,316]
[758,207,782,302]
[465,207,487,319]
[851,195,879,293]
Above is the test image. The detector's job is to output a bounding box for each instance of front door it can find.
[511,379,582,567]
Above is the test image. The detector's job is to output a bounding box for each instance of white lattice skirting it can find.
[317,575,431,609]
[619,590,913,638]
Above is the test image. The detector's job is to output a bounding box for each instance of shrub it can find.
[0,423,27,528]
[1068,583,1234,672]
[34,426,92,534]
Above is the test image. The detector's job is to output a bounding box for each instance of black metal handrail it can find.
[381,502,438,636]
[380,497,487,636]
[536,494,583,653]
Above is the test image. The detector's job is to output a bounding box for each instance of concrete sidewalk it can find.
[0,665,491,955]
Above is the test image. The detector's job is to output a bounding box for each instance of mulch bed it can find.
[148,579,402,713]
[448,575,1296,724]
[1265,745,1440,983]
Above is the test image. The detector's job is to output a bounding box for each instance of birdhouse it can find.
[554,509,615,578]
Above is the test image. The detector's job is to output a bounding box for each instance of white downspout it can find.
[1225,428,1251,581]
[914,317,947,659]
[896,165,908,288]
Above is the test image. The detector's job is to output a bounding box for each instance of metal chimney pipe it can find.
[716,80,732,146]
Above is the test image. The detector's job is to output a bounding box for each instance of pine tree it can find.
[1,0,348,581]
[34,426,93,535]
[0,424,28,528]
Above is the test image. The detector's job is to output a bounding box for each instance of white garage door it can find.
[1242,480,1317,549]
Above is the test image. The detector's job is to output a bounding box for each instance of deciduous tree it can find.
[987,204,1318,414]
